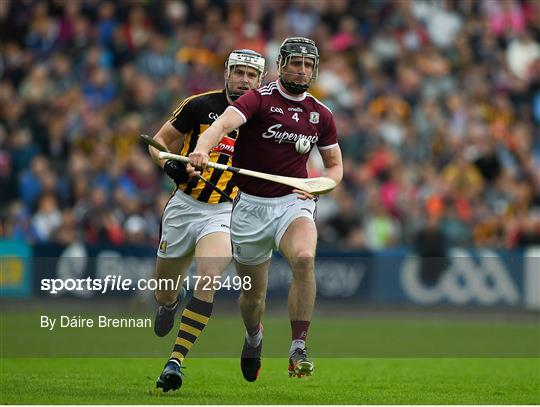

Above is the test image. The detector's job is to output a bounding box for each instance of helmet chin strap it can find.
[279,77,309,94]
[279,70,314,94]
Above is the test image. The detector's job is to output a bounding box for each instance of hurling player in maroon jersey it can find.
[148,50,265,392]
[190,37,343,381]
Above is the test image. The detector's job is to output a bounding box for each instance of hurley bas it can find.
[40,315,152,331]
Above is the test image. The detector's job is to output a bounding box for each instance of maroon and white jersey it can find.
[230,80,338,197]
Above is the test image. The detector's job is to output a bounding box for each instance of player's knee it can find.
[290,251,315,272]
[196,257,229,279]
[240,291,266,309]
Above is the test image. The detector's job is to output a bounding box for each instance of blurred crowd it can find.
[1,0,540,250]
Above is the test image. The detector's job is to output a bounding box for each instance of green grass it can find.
[2,314,539,357]
[1,357,538,404]
[1,313,539,403]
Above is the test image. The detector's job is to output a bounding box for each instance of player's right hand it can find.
[293,189,315,200]
[189,151,209,171]
[164,159,189,184]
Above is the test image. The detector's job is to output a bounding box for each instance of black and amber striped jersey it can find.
[169,89,237,204]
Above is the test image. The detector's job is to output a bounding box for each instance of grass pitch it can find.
[1,357,538,404]
[1,313,539,404]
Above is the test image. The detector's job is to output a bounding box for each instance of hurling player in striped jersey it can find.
[148,49,265,392]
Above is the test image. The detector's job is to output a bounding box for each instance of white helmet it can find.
[226,49,266,76]
[225,49,266,101]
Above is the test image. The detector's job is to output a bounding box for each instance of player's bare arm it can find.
[292,146,342,200]
[319,145,343,185]
[149,121,199,179]
[189,106,244,170]
[148,122,185,167]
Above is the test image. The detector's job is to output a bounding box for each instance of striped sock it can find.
[169,296,213,365]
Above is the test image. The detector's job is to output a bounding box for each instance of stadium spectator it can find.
[1,0,539,252]
[31,192,62,242]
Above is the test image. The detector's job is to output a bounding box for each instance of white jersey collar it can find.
[276,80,306,101]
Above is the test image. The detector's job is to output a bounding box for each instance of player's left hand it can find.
[293,189,315,200]
[164,159,189,184]
[186,163,201,179]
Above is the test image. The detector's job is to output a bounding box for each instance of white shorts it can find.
[231,192,316,265]
[158,190,232,258]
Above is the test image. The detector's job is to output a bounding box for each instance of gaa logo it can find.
[400,249,519,306]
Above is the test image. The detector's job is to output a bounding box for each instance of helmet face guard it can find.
[278,37,319,94]
[225,49,265,101]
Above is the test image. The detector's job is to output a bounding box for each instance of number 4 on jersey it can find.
[292,112,300,122]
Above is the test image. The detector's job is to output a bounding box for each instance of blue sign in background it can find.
[370,248,527,307]
[3,240,539,310]
[32,242,156,298]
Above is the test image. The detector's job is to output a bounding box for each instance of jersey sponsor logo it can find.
[209,112,219,121]
[270,106,284,114]
[159,240,167,254]
[261,124,318,144]
[211,135,235,156]
[309,112,319,124]
[288,107,303,112]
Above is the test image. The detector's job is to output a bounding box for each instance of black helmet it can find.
[278,37,319,94]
